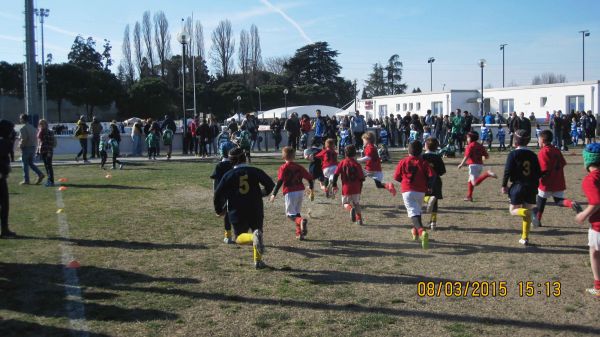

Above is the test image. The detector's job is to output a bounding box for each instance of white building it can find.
[356,80,599,120]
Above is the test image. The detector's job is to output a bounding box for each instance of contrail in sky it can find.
[259,0,312,44]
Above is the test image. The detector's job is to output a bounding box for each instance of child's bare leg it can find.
[590,248,600,283]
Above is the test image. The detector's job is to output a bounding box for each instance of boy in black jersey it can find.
[214,148,275,268]
[422,138,446,230]
[210,148,235,244]
[501,129,542,245]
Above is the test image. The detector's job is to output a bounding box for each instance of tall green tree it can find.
[362,63,386,98]
[385,54,406,95]
[284,41,341,86]
[68,36,104,70]
[0,62,23,97]
[46,63,85,122]
[127,77,175,119]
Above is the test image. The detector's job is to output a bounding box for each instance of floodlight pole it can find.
[500,44,507,88]
[579,30,590,81]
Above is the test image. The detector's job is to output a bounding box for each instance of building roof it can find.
[372,89,478,100]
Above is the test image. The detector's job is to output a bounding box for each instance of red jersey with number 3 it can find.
[277,161,313,195]
[315,148,338,169]
[364,143,382,172]
[393,155,434,193]
[464,141,488,165]
[538,144,566,192]
[334,158,364,195]
[582,170,600,232]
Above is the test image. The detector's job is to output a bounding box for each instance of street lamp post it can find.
[236,96,241,122]
[35,8,49,121]
[177,28,189,154]
[479,59,486,116]
[256,86,262,119]
[283,88,289,119]
[579,30,590,81]
[500,44,507,87]
[427,57,435,91]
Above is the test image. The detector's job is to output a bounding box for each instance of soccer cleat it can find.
[351,207,356,222]
[420,231,429,250]
[44,181,55,187]
[411,228,418,241]
[35,174,45,185]
[429,221,436,230]
[223,237,234,244]
[463,197,473,202]
[572,201,583,214]
[532,217,542,227]
[301,218,308,236]
[518,238,529,246]
[254,260,267,269]
[487,170,498,178]
[19,181,30,185]
[253,229,265,255]
[426,196,437,213]
[586,288,600,297]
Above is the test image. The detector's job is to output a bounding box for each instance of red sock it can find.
[417,227,424,236]
[294,217,303,225]
[562,199,573,208]
[474,172,490,186]
[595,280,600,290]
[295,223,301,236]
[467,182,474,198]
[356,213,362,220]
[344,204,353,211]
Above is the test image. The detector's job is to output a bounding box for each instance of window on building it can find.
[500,99,514,114]
[540,97,547,107]
[416,102,421,111]
[568,95,585,112]
[409,103,414,111]
[432,101,443,115]
[379,104,388,118]
[403,103,407,111]
[396,104,401,112]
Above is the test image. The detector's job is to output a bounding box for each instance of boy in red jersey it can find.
[315,138,338,198]
[332,145,365,225]
[270,146,314,240]
[393,141,436,249]
[576,143,600,296]
[532,130,582,227]
[357,132,396,196]
[458,131,497,201]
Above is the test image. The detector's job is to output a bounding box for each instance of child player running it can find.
[501,129,542,246]
[357,132,396,196]
[213,148,275,269]
[331,145,365,225]
[210,146,235,244]
[458,131,497,202]
[532,130,582,227]
[314,139,338,198]
[393,141,435,250]
[576,143,600,296]
[422,138,446,230]
[270,147,314,240]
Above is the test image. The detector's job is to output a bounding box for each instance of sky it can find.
[1,0,599,94]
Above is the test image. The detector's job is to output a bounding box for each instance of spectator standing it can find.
[131,121,143,156]
[36,119,55,187]
[74,116,90,163]
[271,117,283,150]
[208,116,220,156]
[552,111,563,149]
[351,111,367,149]
[18,114,44,184]
[90,116,103,159]
[284,113,301,150]
[0,120,15,238]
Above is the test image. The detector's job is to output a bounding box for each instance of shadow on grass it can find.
[279,267,457,285]
[112,285,600,335]
[39,236,207,251]
[0,262,197,325]
[0,319,111,337]
[271,240,430,259]
[62,183,154,190]
[435,225,583,237]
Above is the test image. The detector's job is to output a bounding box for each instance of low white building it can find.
[356,80,599,119]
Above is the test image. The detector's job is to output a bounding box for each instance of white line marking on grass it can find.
[55,189,90,337]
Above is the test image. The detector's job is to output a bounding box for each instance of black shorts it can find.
[426,179,443,199]
[509,183,536,205]
[231,215,263,237]
[586,129,595,138]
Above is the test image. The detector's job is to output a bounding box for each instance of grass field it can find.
[1,149,598,337]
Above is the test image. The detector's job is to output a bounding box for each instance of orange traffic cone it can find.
[58,186,68,191]
[58,178,68,183]
[66,260,81,269]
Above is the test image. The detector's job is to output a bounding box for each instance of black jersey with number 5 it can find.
[502,148,541,188]
[214,164,275,224]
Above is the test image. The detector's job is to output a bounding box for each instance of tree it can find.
[362,63,386,98]
[285,42,341,86]
[121,24,135,84]
[249,24,262,86]
[412,87,422,93]
[210,20,235,79]
[127,77,175,119]
[532,72,567,85]
[101,39,113,71]
[0,62,23,97]
[67,36,103,70]
[194,20,205,60]
[70,69,122,118]
[153,11,171,78]
[264,56,288,75]
[142,11,155,75]
[133,22,143,78]
[238,29,250,84]
[46,63,84,122]
[385,54,406,95]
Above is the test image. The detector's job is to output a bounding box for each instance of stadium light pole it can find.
[479,59,486,116]
[579,30,590,81]
[34,8,49,121]
[177,27,189,154]
[500,44,507,88]
[427,57,435,91]
[236,95,241,122]
[283,88,289,119]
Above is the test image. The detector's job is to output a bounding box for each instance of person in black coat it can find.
[0,120,15,238]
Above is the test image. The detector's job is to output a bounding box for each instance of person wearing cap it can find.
[89,116,103,159]
[501,129,541,246]
[577,143,600,296]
